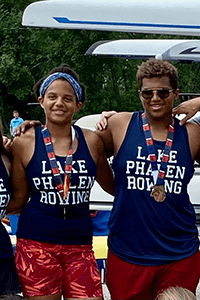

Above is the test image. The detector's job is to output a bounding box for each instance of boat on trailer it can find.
[22,0,200,36]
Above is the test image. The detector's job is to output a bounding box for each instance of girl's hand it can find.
[95,111,117,131]
[3,136,12,151]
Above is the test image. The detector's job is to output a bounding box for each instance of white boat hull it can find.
[22,0,200,36]
[86,39,200,62]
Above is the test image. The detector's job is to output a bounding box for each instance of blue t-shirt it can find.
[108,111,199,266]
[10,117,24,137]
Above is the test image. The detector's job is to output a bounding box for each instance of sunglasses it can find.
[140,89,174,100]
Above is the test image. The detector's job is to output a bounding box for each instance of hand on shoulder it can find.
[106,111,133,131]
[2,136,12,152]
[95,111,133,131]
[173,97,200,125]
[11,127,35,165]
[14,120,41,136]
[95,110,117,131]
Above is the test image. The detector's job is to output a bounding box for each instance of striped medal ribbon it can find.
[141,112,174,202]
[41,125,76,216]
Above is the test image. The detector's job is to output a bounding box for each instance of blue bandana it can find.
[39,72,82,102]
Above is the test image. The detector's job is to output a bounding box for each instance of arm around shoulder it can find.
[173,97,200,125]
[83,129,114,196]
[95,111,133,158]
[186,121,200,164]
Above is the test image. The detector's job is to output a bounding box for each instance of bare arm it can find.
[82,129,114,195]
[185,121,200,164]
[173,97,200,125]
[6,136,30,214]
[94,135,114,196]
[95,110,117,131]
[95,112,133,158]
[95,122,114,158]
[3,136,12,152]
[1,153,11,177]
[14,120,41,136]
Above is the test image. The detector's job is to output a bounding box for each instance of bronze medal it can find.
[150,185,166,202]
[142,113,174,204]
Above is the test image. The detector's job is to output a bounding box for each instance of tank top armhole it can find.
[113,111,141,163]
[25,125,42,169]
[72,125,96,166]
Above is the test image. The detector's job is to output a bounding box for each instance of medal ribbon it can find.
[41,125,76,201]
[141,112,174,186]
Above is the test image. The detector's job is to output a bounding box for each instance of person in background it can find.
[6,64,114,300]
[10,110,24,138]
[0,119,20,296]
[155,286,196,300]
[95,58,200,299]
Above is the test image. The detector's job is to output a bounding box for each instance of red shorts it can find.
[15,238,102,298]
[106,250,200,300]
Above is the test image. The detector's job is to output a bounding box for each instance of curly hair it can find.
[136,58,178,91]
[33,64,86,104]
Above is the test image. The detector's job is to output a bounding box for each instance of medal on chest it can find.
[150,185,166,202]
[141,113,174,203]
[42,125,76,217]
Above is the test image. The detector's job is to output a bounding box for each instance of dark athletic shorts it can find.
[0,257,20,295]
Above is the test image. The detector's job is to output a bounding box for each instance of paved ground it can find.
[102,284,111,300]
[197,282,200,299]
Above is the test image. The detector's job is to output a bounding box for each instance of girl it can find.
[7,64,114,300]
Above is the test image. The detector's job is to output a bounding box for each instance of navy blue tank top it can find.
[17,125,96,245]
[0,156,13,258]
[108,111,199,266]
